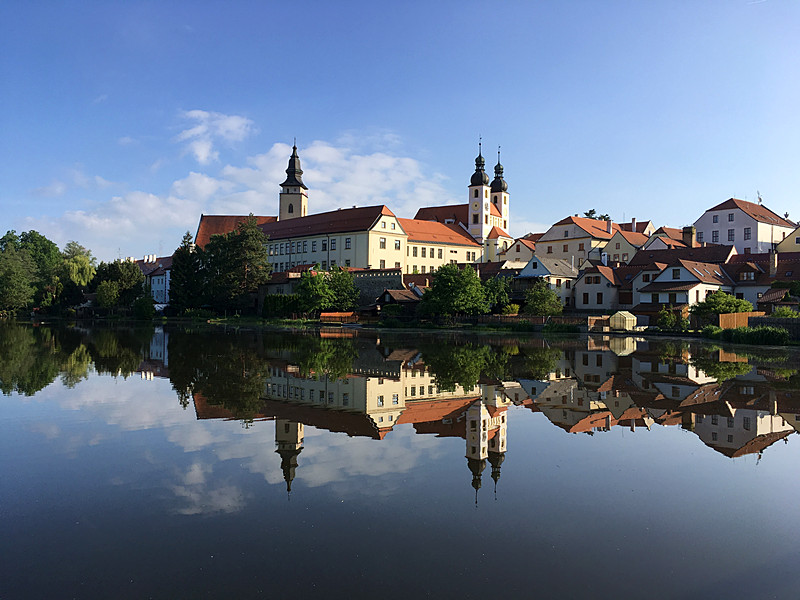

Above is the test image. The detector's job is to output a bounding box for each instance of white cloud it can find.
[33,180,67,197]
[118,136,136,146]
[176,110,256,165]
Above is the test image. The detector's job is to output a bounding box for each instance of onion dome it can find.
[280,144,308,190]
[470,150,490,186]
[490,152,507,192]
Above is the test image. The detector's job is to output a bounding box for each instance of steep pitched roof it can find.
[259,205,395,240]
[619,220,654,234]
[628,244,736,266]
[703,198,795,228]
[524,232,544,242]
[414,204,469,225]
[486,226,512,240]
[551,215,621,240]
[195,215,277,248]
[617,230,650,247]
[396,218,480,246]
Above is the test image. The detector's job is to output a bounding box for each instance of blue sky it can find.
[2,1,798,261]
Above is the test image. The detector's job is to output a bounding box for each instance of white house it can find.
[693,198,795,255]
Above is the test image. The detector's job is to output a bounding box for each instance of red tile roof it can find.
[414,204,469,225]
[551,215,620,240]
[259,205,395,240]
[195,215,277,248]
[397,218,480,247]
[629,245,736,266]
[704,198,795,228]
[486,226,512,240]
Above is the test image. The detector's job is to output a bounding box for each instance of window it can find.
[345,259,351,267]
[615,242,620,249]
[578,243,585,251]
[493,195,498,203]
[322,240,327,251]
[342,393,349,407]
[613,254,619,261]
[727,417,734,428]
[743,416,751,431]
[394,239,401,250]
[712,230,719,243]
[728,213,734,222]
[395,262,400,268]
[312,241,317,252]
[430,247,434,257]
[321,260,327,269]
[697,231,704,242]
[288,203,294,214]
[744,227,751,240]
[379,237,386,249]
[345,237,351,249]
[711,415,718,425]
[672,268,680,279]
[473,214,479,224]
[547,245,553,254]
[669,293,677,304]
[563,244,568,252]
[381,221,386,229]
[420,266,426,273]
[596,292,603,304]
[412,246,418,257]
[392,394,399,405]
[583,293,589,304]
[421,247,426,258]
[712,215,719,223]
[566,281,571,289]
[391,222,396,230]
[379,259,385,268]
[474,189,479,198]
[303,241,307,252]
[596,354,603,367]
[642,273,650,282]
[564,230,569,238]
[438,248,443,259]
[712,432,718,441]
[728,229,734,242]
[330,239,336,250]
[651,293,659,303]
[622,253,628,261]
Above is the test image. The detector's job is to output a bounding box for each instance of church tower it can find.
[467,143,492,245]
[279,143,308,221]
[490,149,509,234]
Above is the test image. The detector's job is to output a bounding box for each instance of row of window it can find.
[711,213,736,223]
[376,394,400,407]
[546,242,586,254]
[698,227,751,244]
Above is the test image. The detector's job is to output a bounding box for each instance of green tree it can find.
[690,291,753,325]
[170,232,206,312]
[92,260,145,306]
[419,264,488,316]
[96,280,120,308]
[523,279,563,316]
[62,241,96,288]
[0,245,37,313]
[328,267,359,311]
[483,276,511,313]
[584,209,610,220]
[295,269,334,315]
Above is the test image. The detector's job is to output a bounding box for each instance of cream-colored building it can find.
[536,215,621,267]
[776,225,800,253]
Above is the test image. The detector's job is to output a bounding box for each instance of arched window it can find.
[473,189,478,198]
[288,203,294,214]
[493,195,498,203]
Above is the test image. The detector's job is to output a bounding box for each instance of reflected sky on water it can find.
[2,323,800,599]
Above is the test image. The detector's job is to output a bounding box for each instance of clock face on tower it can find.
[472,202,479,210]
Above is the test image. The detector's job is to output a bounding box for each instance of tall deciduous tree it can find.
[295,270,334,316]
[327,267,359,311]
[0,245,36,312]
[62,241,96,288]
[482,276,511,313]
[19,230,62,306]
[169,232,206,312]
[523,279,563,316]
[419,264,489,317]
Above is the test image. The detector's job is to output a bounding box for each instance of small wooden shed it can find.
[609,310,637,331]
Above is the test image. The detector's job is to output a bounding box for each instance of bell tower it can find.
[468,141,492,245]
[279,142,308,221]
[490,148,509,233]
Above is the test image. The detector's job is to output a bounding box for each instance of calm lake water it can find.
[2,323,800,599]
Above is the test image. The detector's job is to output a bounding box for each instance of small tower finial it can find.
[479,135,482,156]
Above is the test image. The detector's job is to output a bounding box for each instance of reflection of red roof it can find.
[195,215,277,248]
[396,397,477,426]
[192,392,273,422]
[710,430,791,458]
[397,218,480,247]
[259,398,386,440]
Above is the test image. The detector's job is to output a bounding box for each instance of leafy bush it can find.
[183,308,214,320]
[133,296,155,320]
[719,326,790,345]
[771,307,800,318]
[701,324,723,339]
[502,303,520,315]
[262,294,299,318]
[380,304,404,317]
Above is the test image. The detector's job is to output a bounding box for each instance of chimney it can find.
[606,220,612,234]
[769,248,778,277]
[682,226,696,248]
[631,217,636,231]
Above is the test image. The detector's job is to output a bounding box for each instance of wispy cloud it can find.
[175,109,256,165]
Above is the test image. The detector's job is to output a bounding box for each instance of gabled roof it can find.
[259,205,395,240]
[628,244,736,266]
[701,198,795,228]
[489,202,502,217]
[674,259,733,285]
[524,232,544,242]
[619,220,654,234]
[486,226,512,240]
[135,255,173,276]
[397,218,480,247]
[414,204,469,225]
[550,215,620,240]
[195,215,277,248]
[520,256,578,278]
[381,289,420,303]
[616,230,650,247]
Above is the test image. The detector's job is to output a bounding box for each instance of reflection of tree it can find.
[167,330,275,422]
[520,346,561,380]
[0,323,90,395]
[293,337,357,380]
[86,328,151,378]
[690,350,752,382]
[421,343,495,392]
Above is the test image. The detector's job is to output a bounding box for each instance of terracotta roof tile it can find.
[195,215,277,248]
[704,198,795,228]
[414,204,469,225]
[397,218,480,246]
[259,205,395,240]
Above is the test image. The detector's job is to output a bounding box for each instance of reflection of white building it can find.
[692,409,793,457]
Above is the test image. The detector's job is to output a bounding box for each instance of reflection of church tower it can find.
[279,143,308,221]
[466,456,486,506]
[488,450,505,496]
[275,419,304,495]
